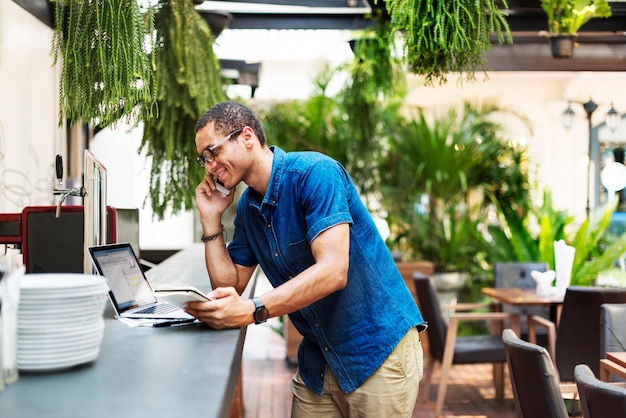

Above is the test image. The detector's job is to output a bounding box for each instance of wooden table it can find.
[600,352,626,382]
[482,287,565,362]
[481,287,564,323]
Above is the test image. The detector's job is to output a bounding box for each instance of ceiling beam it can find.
[206,12,373,30]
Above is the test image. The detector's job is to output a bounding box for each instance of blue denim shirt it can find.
[228,147,425,394]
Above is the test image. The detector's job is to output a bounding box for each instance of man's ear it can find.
[241,126,256,148]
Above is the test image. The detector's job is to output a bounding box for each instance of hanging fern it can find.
[51,0,156,127]
[140,0,226,219]
[384,0,512,84]
[336,20,405,199]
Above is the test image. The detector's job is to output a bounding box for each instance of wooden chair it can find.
[528,286,626,382]
[502,328,574,418]
[413,273,520,417]
[575,363,626,418]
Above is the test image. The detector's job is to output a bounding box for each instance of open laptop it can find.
[88,243,195,320]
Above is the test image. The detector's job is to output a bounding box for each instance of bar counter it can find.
[0,244,254,418]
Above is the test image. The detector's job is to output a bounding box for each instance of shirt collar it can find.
[249,145,284,208]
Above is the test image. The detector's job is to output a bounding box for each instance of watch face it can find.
[253,297,269,324]
[254,306,269,323]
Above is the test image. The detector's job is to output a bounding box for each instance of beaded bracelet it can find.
[201,224,225,242]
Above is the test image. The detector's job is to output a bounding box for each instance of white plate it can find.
[18,297,107,313]
[18,337,103,360]
[18,319,104,337]
[20,285,109,301]
[20,273,106,290]
[18,347,101,372]
[18,314,104,330]
[18,331,103,351]
[19,297,108,311]
[18,339,102,359]
[17,333,104,357]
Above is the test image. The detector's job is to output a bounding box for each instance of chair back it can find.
[556,287,626,382]
[601,303,626,356]
[494,262,548,289]
[414,273,447,362]
[495,262,550,332]
[502,328,569,418]
[575,363,626,418]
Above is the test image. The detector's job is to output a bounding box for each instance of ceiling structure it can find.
[12,0,626,72]
[193,0,626,71]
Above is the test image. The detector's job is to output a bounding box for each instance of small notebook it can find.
[88,243,195,320]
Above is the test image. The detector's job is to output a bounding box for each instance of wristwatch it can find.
[252,297,269,324]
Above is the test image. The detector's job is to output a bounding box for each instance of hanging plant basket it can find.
[549,35,576,59]
[384,0,511,85]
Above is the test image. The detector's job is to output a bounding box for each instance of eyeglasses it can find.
[195,129,243,166]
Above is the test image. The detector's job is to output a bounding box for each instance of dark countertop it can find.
[0,244,255,418]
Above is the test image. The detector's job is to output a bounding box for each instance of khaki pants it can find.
[291,327,423,418]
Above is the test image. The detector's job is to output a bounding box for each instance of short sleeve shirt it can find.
[228,146,425,394]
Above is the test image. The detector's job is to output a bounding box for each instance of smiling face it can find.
[194,102,275,195]
[195,122,237,188]
[196,123,263,191]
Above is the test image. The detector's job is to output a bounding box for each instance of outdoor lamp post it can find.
[562,99,620,218]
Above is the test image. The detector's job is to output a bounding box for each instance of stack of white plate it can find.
[17,273,109,372]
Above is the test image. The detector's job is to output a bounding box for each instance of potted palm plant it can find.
[380,101,531,294]
[540,0,612,58]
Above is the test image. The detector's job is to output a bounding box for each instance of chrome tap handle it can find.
[53,154,85,218]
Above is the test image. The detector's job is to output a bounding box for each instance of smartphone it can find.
[215,179,230,196]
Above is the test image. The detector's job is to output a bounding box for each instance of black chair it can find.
[494,262,548,290]
[600,303,626,383]
[601,303,626,357]
[414,274,520,417]
[502,328,573,418]
[575,363,626,418]
[528,286,626,382]
[494,262,550,336]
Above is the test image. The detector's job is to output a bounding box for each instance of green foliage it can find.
[259,22,405,203]
[140,0,226,219]
[487,189,626,286]
[384,0,512,84]
[570,203,626,285]
[334,21,405,199]
[487,188,572,265]
[541,0,612,35]
[51,0,157,127]
[381,101,531,272]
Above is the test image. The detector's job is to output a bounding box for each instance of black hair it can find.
[195,101,267,146]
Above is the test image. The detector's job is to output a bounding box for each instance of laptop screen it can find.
[89,243,156,312]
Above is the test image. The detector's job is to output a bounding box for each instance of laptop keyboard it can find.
[134,304,178,315]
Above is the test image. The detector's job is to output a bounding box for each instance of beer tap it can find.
[53,154,85,218]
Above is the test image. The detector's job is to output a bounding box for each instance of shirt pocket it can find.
[284,237,315,276]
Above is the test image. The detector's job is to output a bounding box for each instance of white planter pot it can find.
[433,271,469,323]
[433,271,469,292]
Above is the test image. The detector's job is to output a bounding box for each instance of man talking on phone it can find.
[187,101,426,418]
